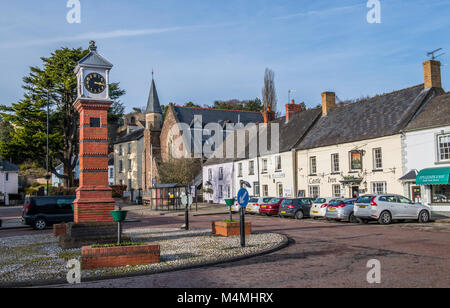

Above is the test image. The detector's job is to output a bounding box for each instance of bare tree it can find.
[262,68,277,111]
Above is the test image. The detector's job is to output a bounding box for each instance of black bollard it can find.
[240,207,246,248]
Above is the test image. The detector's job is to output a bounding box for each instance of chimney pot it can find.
[423,60,442,89]
[286,100,304,122]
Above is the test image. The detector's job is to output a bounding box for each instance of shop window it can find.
[432,185,450,203]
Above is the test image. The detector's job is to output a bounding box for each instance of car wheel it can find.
[33,218,47,230]
[418,210,430,223]
[349,213,357,223]
[379,211,392,225]
[295,211,304,220]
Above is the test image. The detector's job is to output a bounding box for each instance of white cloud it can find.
[274,4,361,21]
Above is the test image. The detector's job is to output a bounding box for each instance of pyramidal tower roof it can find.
[75,41,113,72]
[146,73,162,114]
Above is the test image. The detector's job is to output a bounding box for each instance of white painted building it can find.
[0,158,19,205]
[401,91,450,214]
[203,160,235,204]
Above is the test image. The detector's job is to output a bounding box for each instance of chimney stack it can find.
[263,107,276,124]
[423,60,442,89]
[322,92,336,115]
[285,99,304,122]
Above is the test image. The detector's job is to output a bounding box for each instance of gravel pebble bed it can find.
[0,228,286,285]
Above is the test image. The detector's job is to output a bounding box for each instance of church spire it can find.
[145,72,162,114]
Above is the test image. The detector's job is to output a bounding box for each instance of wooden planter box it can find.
[82,243,160,270]
[212,221,252,237]
[53,224,67,237]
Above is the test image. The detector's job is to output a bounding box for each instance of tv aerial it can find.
[427,48,445,60]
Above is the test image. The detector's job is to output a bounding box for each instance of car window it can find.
[249,198,259,203]
[270,198,281,204]
[356,196,374,204]
[263,198,272,203]
[282,200,294,206]
[398,196,412,204]
[299,199,311,205]
[314,198,327,204]
[34,198,55,207]
[56,198,75,210]
[345,199,356,205]
[329,200,343,206]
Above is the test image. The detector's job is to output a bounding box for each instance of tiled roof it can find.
[404,91,450,131]
[296,85,435,150]
[173,106,264,126]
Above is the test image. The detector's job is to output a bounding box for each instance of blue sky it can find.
[0,0,449,114]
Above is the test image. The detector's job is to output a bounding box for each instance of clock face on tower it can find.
[84,73,106,94]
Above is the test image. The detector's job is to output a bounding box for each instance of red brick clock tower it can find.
[73,41,115,223]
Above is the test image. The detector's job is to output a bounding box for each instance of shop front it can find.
[416,167,450,213]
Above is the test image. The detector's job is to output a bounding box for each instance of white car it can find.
[354,194,432,225]
[310,197,335,219]
[246,197,273,214]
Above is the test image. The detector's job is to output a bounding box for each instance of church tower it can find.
[142,73,162,191]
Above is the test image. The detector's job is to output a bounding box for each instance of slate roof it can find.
[0,157,19,172]
[399,169,418,181]
[145,79,163,114]
[173,106,264,127]
[404,91,450,131]
[114,129,144,145]
[76,44,113,70]
[204,107,322,166]
[272,108,322,153]
[296,85,435,150]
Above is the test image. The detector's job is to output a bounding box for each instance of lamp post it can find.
[46,91,50,196]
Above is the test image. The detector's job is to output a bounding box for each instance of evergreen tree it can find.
[0,47,125,187]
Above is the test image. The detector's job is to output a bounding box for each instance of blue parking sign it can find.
[237,188,250,208]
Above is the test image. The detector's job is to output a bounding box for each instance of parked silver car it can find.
[325,198,358,223]
[354,194,432,225]
[247,197,273,214]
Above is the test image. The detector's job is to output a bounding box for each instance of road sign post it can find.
[237,188,250,248]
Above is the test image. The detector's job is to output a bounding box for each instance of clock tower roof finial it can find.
[89,40,97,52]
[75,41,113,73]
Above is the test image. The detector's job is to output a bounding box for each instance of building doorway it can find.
[351,186,360,199]
[411,186,422,202]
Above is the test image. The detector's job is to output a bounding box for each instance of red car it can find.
[259,198,285,216]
